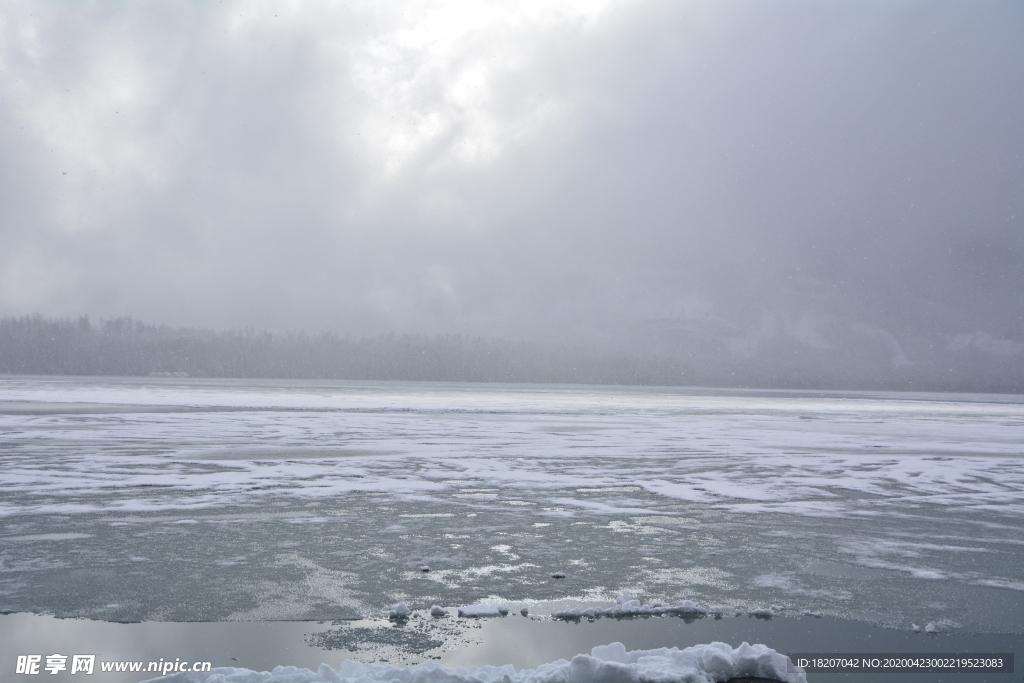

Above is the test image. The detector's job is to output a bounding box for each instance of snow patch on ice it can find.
[924,619,958,633]
[750,574,853,602]
[971,577,1024,591]
[553,592,708,620]
[457,604,508,618]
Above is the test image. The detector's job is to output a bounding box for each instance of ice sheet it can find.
[1,376,1023,631]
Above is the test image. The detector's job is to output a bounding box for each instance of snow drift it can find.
[142,641,805,683]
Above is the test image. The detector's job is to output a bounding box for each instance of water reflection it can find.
[2,611,1020,683]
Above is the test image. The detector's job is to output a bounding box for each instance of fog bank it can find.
[1,2,1021,389]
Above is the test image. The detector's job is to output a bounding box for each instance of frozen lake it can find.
[2,376,1023,657]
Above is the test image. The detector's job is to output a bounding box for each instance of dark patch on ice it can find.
[305,626,444,654]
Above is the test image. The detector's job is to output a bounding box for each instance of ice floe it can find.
[553,592,709,620]
[142,641,805,683]
[7,381,1023,524]
[457,605,508,618]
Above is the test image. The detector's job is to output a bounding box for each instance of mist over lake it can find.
[2,314,1021,393]
[0,1,1021,386]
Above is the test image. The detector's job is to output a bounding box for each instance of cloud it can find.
[949,332,1024,358]
[0,0,1021,378]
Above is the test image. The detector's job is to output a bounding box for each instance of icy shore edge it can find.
[142,641,806,683]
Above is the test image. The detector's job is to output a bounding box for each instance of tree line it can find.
[1,314,1020,392]
[0,315,684,385]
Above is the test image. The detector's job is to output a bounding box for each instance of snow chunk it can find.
[554,593,708,620]
[551,572,566,579]
[429,605,447,617]
[457,604,509,618]
[419,565,430,572]
[143,641,805,683]
[675,600,706,613]
[388,602,411,619]
[925,618,958,633]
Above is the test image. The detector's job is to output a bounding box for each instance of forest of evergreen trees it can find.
[0,315,686,385]
[1,314,1020,393]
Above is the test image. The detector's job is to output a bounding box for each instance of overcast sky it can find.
[1,0,1021,353]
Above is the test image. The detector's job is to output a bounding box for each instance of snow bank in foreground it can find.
[142,641,805,683]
